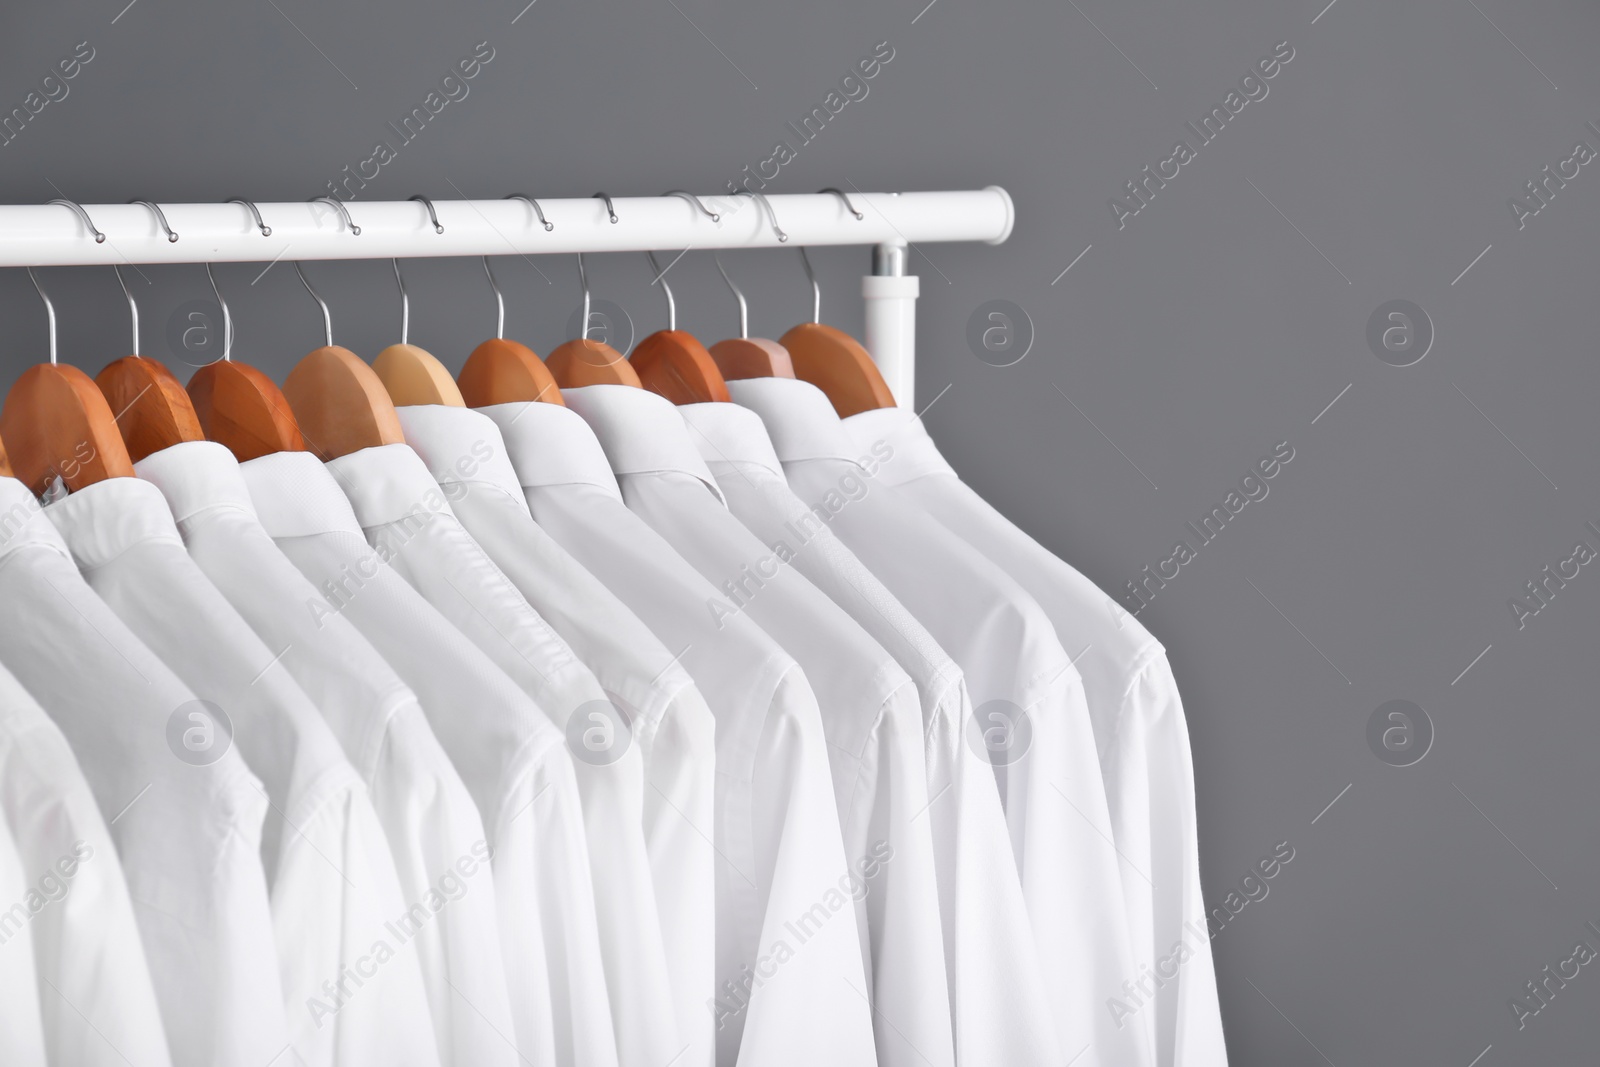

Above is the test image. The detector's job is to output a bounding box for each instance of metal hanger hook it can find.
[482,256,505,340]
[113,265,140,356]
[309,196,361,236]
[392,258,411,345]
[592,192,618,225]
[130,200,178,242]
[797,247,821,324]
[205,263,234,362]
[227,198,271,237]
[818,187,864,221]
[734,190,787,243]
[26,268,57,365]
[713,253,749,340]
[47,199,105,243]
[294,262,333,347]
[505,193,553,231]
[644,251,676,332]
[410,195,444,234]
[664,190,719,223]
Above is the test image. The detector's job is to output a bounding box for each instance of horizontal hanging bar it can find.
[0,188,1013,267]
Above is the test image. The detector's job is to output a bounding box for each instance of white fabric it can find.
[848,407,1228,1067]
[327,440,630,1067]
[46,467,440,1067]
[240,448,565,1067]
[0,476,285,1067]
[149,446,511,1067]
[137,441,460,1067]
[0,658,172,1067]
[680,399,1061,1066]
[733,377,1150,1067]
[398,402,710,1067]
[569,385,954,1067]
[477,398,876,1067]
[0,794,47,1067]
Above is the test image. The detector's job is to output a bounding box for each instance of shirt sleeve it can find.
[1114,656,1228,1067]
[720,667,878,1067]
[0,807,48,1067]
[2,713,172,1067]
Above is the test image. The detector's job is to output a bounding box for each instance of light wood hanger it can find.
[781,233,895,417]
[0,255,135,495]
[185,249,306,461]
[0,436,12,478]
[282,259,404,461]
[457,240,566,406]
[545,204,643,388]
[631,244,730,404]
[94,208,208,462]
[369,198,466,407]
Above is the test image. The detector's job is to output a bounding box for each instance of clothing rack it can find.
[0,187,1014,405]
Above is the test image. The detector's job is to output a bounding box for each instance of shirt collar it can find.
[726,377,861,464]
[475,400,623,499]
[562,384,725,503]
[44,475,182,571]
[0,476,69,564]
[842,407,956,485]
[677,401,784,477]
[394,404,525,503]
[238,449,367,540]
[325,443,453,529]
[133,440,260,524]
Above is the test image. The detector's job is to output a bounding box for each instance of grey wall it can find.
[4,0,1600,1062]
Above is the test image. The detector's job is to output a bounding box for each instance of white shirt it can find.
[732,377,1150,1067]
[568,385,953,1067]
[0,788,47,1067]
[848,407,1229,1067]
[136,441,459,1067]
[397,402,710,1067]
[240,451,553,1067]
[326,441,629,1067]
[476,398,877,1067]
[679,399,1062,1067]
[45,468,441,1067]
[0,476,286,1067]
[148,446,509,1067]
[0,657,172,1067]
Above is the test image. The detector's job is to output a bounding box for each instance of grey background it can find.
[2,0,1597,1062]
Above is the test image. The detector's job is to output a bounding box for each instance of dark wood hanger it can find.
[95,355,206,463]
[0,267,135,495]
[282,262,404,461]
[188,360,306,462]
[546,251,643,388]
[185,216,307,461]
[780,241,895,416]
[1,362,135,495]
[633,330,730,403]
[458,337,565,407]
[780,321,895,417]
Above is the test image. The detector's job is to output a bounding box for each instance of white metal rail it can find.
[0,187,1015,404]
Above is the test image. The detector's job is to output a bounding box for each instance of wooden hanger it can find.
[457,250,566,406]
[0,436,11,479]
[282,262,404,461]
[631,248,729,404]
[546,247,643,388]
[92,209,208,463]
[780,242,895,416]
[0,265,135,494]
[369,211,468,405]
[703,211,799,385]
[185,254,306,461]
